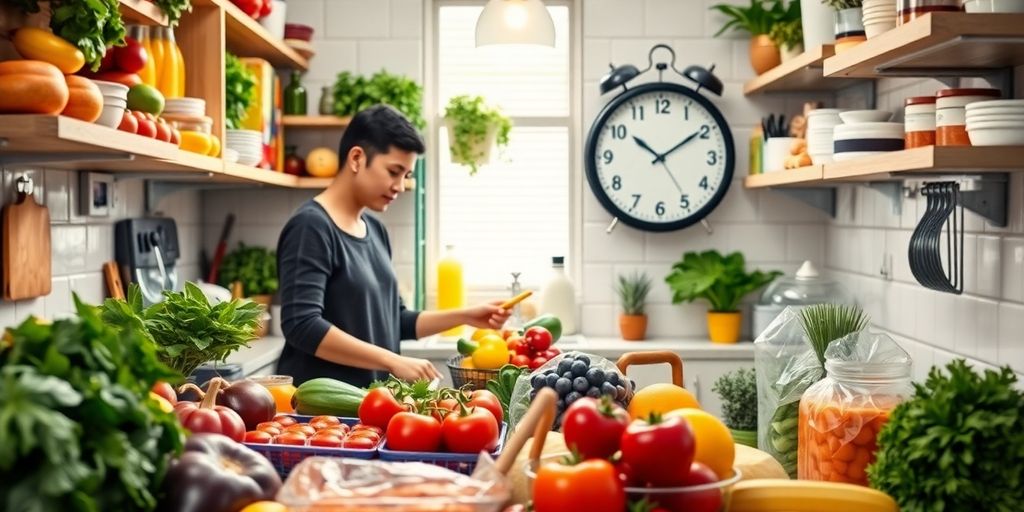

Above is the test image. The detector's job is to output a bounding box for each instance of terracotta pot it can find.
[731,428,758,448]
[749,35,781,75]
[707,311,742,344]
[619,314,648,341]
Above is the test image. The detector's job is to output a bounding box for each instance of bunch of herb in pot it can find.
[11,0,126,71]
[713,367,759,447]
[0,296,186,511]
[443,94,512,175]
[101,282,262,377]
[225,52,256,130]
[217,243,278,299]
[769,18,804,56]
[333,70,425,130]
[868,360,1024,511]
[616,271,652,341]
[710,0,790,74]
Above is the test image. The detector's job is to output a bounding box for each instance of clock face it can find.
[585,82,735,232]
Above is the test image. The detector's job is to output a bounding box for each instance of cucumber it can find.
[292,377,367,416]
[522,314,562,342]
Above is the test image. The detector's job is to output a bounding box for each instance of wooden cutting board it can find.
[3,189,51,300]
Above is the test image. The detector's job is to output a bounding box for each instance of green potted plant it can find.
[822,0,865,53]
[218,243,278,337]
[665,250,781,343]
[769,2,804,62]
[710,0,788,75]
[713,367,758,447]
[616,271,652,341]
[443,94,512,175]
[332,70,425,130]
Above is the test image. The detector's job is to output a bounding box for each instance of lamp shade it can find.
[475,0,556,48]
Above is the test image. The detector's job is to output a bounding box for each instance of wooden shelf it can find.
[222,162,300,186]
[119,0,168,25]
[743,146,1024,188]
[282,116,351,129]
[744,45,861,95]
[295,177,335,188]
[192,0,308,70]
[824,12,1024,78]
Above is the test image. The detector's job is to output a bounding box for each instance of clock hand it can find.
[659,160,684,195]
[652,129,702,164]
[632,135,662,161]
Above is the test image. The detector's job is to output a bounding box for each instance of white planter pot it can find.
[780,43,804,62]
[446,122,498,167]
[801,0,836,49]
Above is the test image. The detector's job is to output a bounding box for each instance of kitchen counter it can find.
[399,335,755,360]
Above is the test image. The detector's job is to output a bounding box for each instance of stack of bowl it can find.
[965,99,1024,145]
[284,23,315,59]
[226,129,263,166]
[833,110,904,161]
[863,0,898,38]
[963,0,1024,12]
[164,97,206,117]
[806,109,842,164]
[93,80,129,129]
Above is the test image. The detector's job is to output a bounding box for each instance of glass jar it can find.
[897,0,962,25]
[798,340,912,486]
[248,375,297,413]
[904,96,936,148]
[319,85,334,115]
[167,115,216,156]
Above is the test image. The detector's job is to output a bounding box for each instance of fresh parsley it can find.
[13,0,127,71]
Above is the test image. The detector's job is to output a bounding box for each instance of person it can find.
[276,104,510,388]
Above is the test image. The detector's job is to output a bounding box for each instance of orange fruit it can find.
[627,383,700,419]
[668,408,735,479]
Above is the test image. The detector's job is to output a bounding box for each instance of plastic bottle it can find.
[436,245,465,338]
[173,32,186,97]
[133,25,156,87]
[158,28,181,98]
[538,256,576,335]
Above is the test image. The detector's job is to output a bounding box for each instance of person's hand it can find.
[388,355,441,382]
[463,300,511,330]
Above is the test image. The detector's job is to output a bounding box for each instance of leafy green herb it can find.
[217,243,278,296]
[713,367,758,431]
[443,94,512,175]
[769,17,803,50]
[333,70,425,130]
[798,304,869,366]
[101,282,262,376]
[665,250,781,312]
[486,364,529,421]
[710,0,789,36]
[0,296,185,511]
[616,271,653,316]
[868,360,1024,511]
[151,0,193,26]
[225,53,256,130]
[11,0,127,71]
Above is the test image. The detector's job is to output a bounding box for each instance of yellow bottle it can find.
[149,26,166,90]
[174,38,186,97]
[158,28,181,98]
[133,25,156,87]
[436,244,465,338]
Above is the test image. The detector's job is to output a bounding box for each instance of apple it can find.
[114,37,147,73]
[118,110,138,133]
[133,111,157,138]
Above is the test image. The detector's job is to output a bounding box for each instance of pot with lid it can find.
[752,261,855,338]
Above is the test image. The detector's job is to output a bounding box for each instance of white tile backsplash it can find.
[584,0,645,37]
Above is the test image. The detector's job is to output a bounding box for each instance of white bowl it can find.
[103,97,127,109]
[967,127,1024,145]
[965,120,1024,130]
[91,80,129,101]
[839,110,894,123]
[223,148,240,163]
[964,0,1024,12]
[966,114,1024,124]
[96,104,125,128]
[964,99,1024,111]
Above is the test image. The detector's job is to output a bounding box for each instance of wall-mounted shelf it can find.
[193,0,308,70]
[119,0,168,25]
[744,165,823,188]
[824,12,1024,78]
[744,45,865,95]
[282,116,351,129]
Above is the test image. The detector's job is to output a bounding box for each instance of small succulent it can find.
[616,271,652,316]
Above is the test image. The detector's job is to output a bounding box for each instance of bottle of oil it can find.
[538,256,576,335]
[436,245,465,338]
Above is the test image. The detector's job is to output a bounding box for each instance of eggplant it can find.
[159,433,281,512]
[215,379,276,430]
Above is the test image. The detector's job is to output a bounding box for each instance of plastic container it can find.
[797,332,912,486]
[538,256,577,335]
[904,96,936,148]
[437,245,465,338]
[378,422,508,476]
[249,374,297,413]
[936,88,1001,146]
[752,261,854,342]
[897,0,961,24]
[245,415,382,478]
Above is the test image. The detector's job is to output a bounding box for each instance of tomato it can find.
[562,396,630,460]
[359,387,407,429]
[154,118,171,142]
[232,0,262,17]
[272,414,298,427]
[319,426,349,438]
[524,326,553,351]
[467,390,503,424]
[169,127,181,146]
[244,430,272,444]
[442,406,500,453]
[348,431,381,444]
[543,348,560,359]
[114,36,147,73]
[151,381,177,404]
[309,415,342,430]
[342,436,377,450]
[259,0,273,17]
[533,459,625,512]
[511,354,532,368]
[620,414,696,487]
[385,412,442,452]
[133,111,156,138]
[309,432,344,448]
[651,462,722,512]
[430,397,459,422]
[98,47,115,72]
[118,109,138,133]
[351,424,384,435]
[507,338,525,354]
[285,424,317,437]
[274,432,307,445]
[529,356,548,370]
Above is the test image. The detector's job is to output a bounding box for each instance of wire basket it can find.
[244,415,382,478]
[446,354,500,390]
[378,422,508,475]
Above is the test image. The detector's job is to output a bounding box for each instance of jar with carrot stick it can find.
[797,332,912,486]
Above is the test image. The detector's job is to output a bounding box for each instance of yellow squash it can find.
[12,27,85,74]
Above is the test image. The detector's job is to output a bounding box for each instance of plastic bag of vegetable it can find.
[508,351,633,433]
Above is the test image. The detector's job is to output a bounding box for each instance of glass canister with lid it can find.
[798,331,913,486]
[752,261,855,338]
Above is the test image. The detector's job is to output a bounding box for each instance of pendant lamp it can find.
[475,0,556,48]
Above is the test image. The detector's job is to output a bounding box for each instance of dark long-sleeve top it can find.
[275,200,420,387]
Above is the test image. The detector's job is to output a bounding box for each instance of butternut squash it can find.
[62,75,104,123]
[0,60,69,115]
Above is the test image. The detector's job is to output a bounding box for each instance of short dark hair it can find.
[338,104,425,167]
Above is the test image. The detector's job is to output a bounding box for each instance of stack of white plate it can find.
[965,99,1024,145]
[833,118,904,161]
[806,109,842,164]
[92,79,129,128]
[226,129,263,166]
[963,0,1024,12]
[863,0,897,38]
[164,97,206,117]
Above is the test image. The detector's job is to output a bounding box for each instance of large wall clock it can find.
[585,45,735,232]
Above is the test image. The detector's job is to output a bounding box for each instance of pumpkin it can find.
[0,60,69,115]
[306,147,339,177]
[62,75,104,123]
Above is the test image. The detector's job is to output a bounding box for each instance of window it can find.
[432,2,574,289]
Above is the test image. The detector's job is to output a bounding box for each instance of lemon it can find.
[668,408,735,479]
[472,328,499,341]
[628,383,701,419]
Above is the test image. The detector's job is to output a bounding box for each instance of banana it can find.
[13,27,85,74]
[727,479,899,512]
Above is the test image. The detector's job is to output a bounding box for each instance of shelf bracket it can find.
[775,187,836,217]
[865,182,904,216]
[145,180,253,213]
[0,151,134,167]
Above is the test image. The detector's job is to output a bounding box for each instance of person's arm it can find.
[413,300,512,338]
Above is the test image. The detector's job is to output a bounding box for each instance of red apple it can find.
[133,111,157,138]
[114,37,148,73]
[118,110,138,133]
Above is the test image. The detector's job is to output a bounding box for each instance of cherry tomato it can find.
[243,430,272,444]
[507,338,525,354]
[359,387,408,429]
[151,381,177,404]
[529,356,548,370]
[514,340,533,356]
[343,436,377,450]
[467,390,504,424]
[351,424,384,435]
[273,414,298,427]
[441,406,500,453]
[348,431,382,444]
[285,424,317,437]
[320,426,349,438]
[385,412,442,452]
[620,415,696,487]
[309,432,344,448]
[274,431,307,445]
[511,354,532,367]
[533,459,625,512]
[524,326,553,351]
[309,415,342,430]
[543,348,560,359]
[562,396,630,460]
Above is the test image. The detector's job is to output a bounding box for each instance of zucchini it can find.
[292,377,368,416]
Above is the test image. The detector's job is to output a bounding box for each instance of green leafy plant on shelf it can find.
[713,367,758,431]
[710,0,787,36]
[225,52,256,130]
[822,0,863,9]
[10,0,126,70]
[616,271,652,316]
[665,250,781,312]
[101,282,262,377]
[151,0,193,26]
[332,70,425,130]
[217,243,278,297]
[769,18,804,51]
[443,94,512,175]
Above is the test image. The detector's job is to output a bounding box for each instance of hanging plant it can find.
[443,94,512,175]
